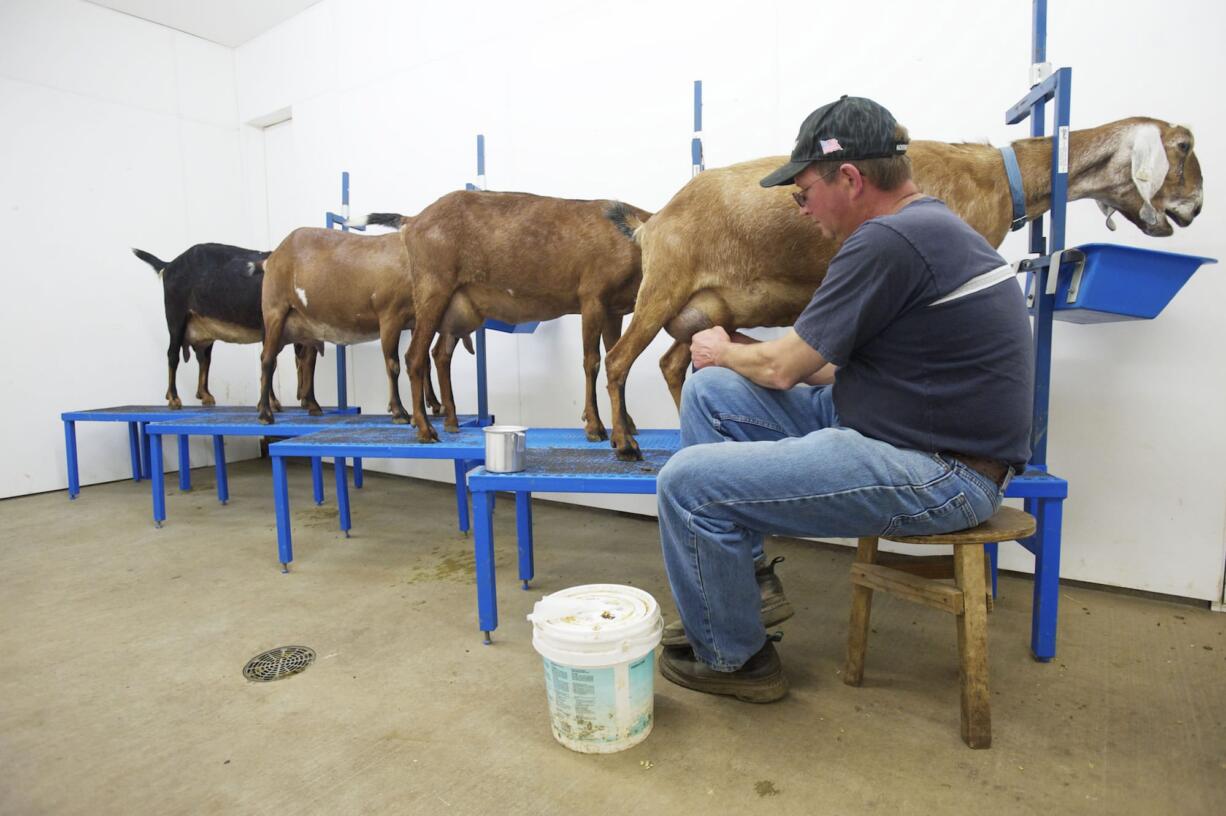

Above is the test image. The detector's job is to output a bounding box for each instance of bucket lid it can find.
[483,424,527,434]
[527,584,662,666]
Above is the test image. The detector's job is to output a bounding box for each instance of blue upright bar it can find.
[213,435,228,504]
[127,423,141,483]
[177,435,191,492]
[64,420,79,499]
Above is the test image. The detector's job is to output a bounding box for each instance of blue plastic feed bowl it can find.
[1053,243,1216,324]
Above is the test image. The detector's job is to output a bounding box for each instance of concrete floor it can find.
[2,459,1224,815]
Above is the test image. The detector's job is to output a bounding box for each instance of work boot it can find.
[661,556,794,648]
[659,635,788,703]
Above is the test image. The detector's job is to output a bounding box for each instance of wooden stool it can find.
[843,506,1036,749]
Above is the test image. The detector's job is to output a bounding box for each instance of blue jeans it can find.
[657,367,1005,671]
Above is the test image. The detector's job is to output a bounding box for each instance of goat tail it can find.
[132,248,167,274]
[240,258,265,278]
[347,212,406,228]
[461,334,474,355]
[604,202,646,243]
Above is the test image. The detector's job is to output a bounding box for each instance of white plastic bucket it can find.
[527,584,663,753]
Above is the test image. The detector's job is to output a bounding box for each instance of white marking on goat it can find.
[1131,124,1170,226]
[158,268,165,280]
[246,261,256,275]
[295,286,309,307]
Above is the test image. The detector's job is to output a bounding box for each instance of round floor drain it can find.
[243,645,315,682]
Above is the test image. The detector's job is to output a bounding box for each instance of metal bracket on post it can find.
[1030,61,1052,87]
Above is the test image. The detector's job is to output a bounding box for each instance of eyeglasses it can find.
[791,166,842,207]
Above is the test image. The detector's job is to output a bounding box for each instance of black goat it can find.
[132,243,320,409]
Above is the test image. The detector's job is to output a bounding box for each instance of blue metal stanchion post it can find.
[691,80,704,176]
[311,456,324,505]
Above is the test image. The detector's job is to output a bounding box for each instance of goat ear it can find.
[1130,124,1170,225]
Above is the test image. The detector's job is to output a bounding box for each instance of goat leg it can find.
[165,326,185,409]
[431,333,461,433]
[297,344,322,415]
[193,342,216,405]
[256,310,289,425]
[380,323,411,422]
[580,304,608,441]
[425,337,443,416]
[404,293,446,443]
[601,312,636,435]
[660,339,693,410]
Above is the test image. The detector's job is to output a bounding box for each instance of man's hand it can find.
[690,326,732,370]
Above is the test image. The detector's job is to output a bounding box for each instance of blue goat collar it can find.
[999,145,1027,232]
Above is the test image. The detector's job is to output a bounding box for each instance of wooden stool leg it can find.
[953,544,991,748]
[983,546,994,613]
[844,536,879,686]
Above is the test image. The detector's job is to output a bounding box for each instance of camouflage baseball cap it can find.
[760,95,909,188]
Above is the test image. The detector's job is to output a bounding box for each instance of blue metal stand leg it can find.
[64,420,79,499]
[516,491,534,590]
[1030,498,1063,662]
[151,434,165,528]
[473,490,497,643]
[353,457,364,488]
[140,422,151,479]
[213,436,228,505]
[128,422,141,482]
[311,457,324,505]
[273,455,293,572]
[985,541,999,598]
[177,435,191,492]
[453,460,470,534]
[335,457,351,537]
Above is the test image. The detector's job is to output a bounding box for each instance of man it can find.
[655,96,1034,702]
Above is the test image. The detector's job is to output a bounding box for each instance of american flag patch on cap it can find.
[819,138,842,155]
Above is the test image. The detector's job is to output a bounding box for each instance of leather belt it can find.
[945,452,1011,487]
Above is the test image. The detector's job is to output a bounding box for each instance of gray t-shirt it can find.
[794,197,1034,470]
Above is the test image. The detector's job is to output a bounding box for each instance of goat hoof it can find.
[444,422,459,434]
[307,407,323,417]
[585,427,608,442]
[612,435,643,461]
[392,414,410,425]
[199,394,216,406]
[258,414,274,426]
[168,399,182,410]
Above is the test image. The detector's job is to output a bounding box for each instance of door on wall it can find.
[261,117,343,409]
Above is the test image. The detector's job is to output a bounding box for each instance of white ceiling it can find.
[85,0,323,48]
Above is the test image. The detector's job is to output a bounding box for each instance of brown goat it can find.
[603,117,1205,459]
[387,190,651,442]
[253,228,458,424]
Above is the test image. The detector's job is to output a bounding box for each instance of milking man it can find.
[654,96,1035,702]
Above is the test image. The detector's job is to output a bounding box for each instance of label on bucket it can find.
[542,652,654,748]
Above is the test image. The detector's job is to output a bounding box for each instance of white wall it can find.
[11,0,1222,601]
[0,0,286,498]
